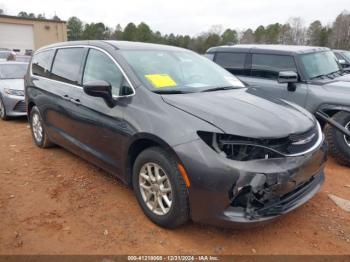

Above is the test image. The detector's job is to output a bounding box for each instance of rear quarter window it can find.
[51,48,86,85]
[31,50,55,78]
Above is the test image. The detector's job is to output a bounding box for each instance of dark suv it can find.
[206,44,350,166]
[333,49,350,69]
[25,41,326,228]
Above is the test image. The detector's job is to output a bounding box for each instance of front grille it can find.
[284,125,319,155]
[13,101,26,112]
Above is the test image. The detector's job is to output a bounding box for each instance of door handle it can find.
[62,94,70,100]
[70,98,81,105]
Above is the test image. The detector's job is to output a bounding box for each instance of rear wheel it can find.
[324,111,350,166]
[29,106,54,148]
[0,96,8,120]
[132,147,189,228]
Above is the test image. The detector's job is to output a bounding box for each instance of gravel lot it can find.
[0,118,350,255]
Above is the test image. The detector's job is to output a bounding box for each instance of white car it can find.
[0,62,28,120]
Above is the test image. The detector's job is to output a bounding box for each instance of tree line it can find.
[6,9,350,53]
[66,11,350,53]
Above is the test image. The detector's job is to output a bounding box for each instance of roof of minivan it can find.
[207,44,330,55]
[36,40,186,53]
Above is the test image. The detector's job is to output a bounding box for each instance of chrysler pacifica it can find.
[25,41,327,228]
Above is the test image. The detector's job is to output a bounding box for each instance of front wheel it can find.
[324,111,350,166]
[0,96,8,120]
[132,147,189,228]
[29,106,54,148]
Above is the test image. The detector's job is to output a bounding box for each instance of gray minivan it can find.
[25,41,326,228]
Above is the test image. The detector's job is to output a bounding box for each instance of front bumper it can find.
[2,94,26,117]
[173,137,327,228]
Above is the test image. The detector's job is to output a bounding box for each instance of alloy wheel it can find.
[138,162,173,216]
[32,113,43,143]
[0,98,4,118]
[344,121,350,147]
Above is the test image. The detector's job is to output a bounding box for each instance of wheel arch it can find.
[317,104,350,127]
[124,133,182,187]
[27,100,36,118]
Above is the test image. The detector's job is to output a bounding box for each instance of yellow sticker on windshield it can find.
[145,74,177,88]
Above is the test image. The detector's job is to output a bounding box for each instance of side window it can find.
[31,50,55,78]
[83,49,124,97]
[203,53,214,60]
[51,48,85,85]
[251,54,297,80]
[215,52,248,76]
[334,52,343,60]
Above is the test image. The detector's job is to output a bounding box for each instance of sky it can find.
[0,0,348,36]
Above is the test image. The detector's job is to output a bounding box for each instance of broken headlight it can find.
[198,131,284,161]
[198,123,321,161]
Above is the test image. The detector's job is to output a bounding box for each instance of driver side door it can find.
[72,48,132,175]
[242,53,308,107]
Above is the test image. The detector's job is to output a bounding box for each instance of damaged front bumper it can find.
[173,137,327,228]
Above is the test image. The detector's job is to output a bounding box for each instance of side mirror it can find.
[339,59,346,65]
[278,71,298,84]
[278,71,298,92]
[83,80,116,107]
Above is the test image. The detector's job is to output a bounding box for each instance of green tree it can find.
[136,22,153,42]
[67,16,83,41]
[254,25,266,43]
[221,29,238,45]
[307,20,323,45]
[18,11,29,17]
[264,23,281,44]
[82,22,107,40]
[123,23,137,41]
[319,27,332,47]
[152,31,164,44]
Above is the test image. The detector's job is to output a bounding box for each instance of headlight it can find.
[198,123,321,161]
[4,88,24,96]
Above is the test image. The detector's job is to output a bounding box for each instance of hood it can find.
[162,89,315,138]
[0,79,24,91]
[313,74,350,94]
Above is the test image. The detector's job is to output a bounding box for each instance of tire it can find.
[0,96,8,121]
[324,111,350,166]
[29,106,54,148]
[132,146,189,228]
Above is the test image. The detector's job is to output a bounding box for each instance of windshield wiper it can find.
[152,89,193,94]
[310,74,331,80]
[200,86,237,92]
[311,70,344,80]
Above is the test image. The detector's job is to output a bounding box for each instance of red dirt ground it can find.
[0,118,349,255]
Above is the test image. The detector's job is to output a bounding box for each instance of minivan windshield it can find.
[120,50,245,93]
[0,63,28,79]
[299,51,342,79]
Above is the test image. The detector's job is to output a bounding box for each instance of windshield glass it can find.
[0,63,28,79]
[120,50,245,93]
[299,51,341,79]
